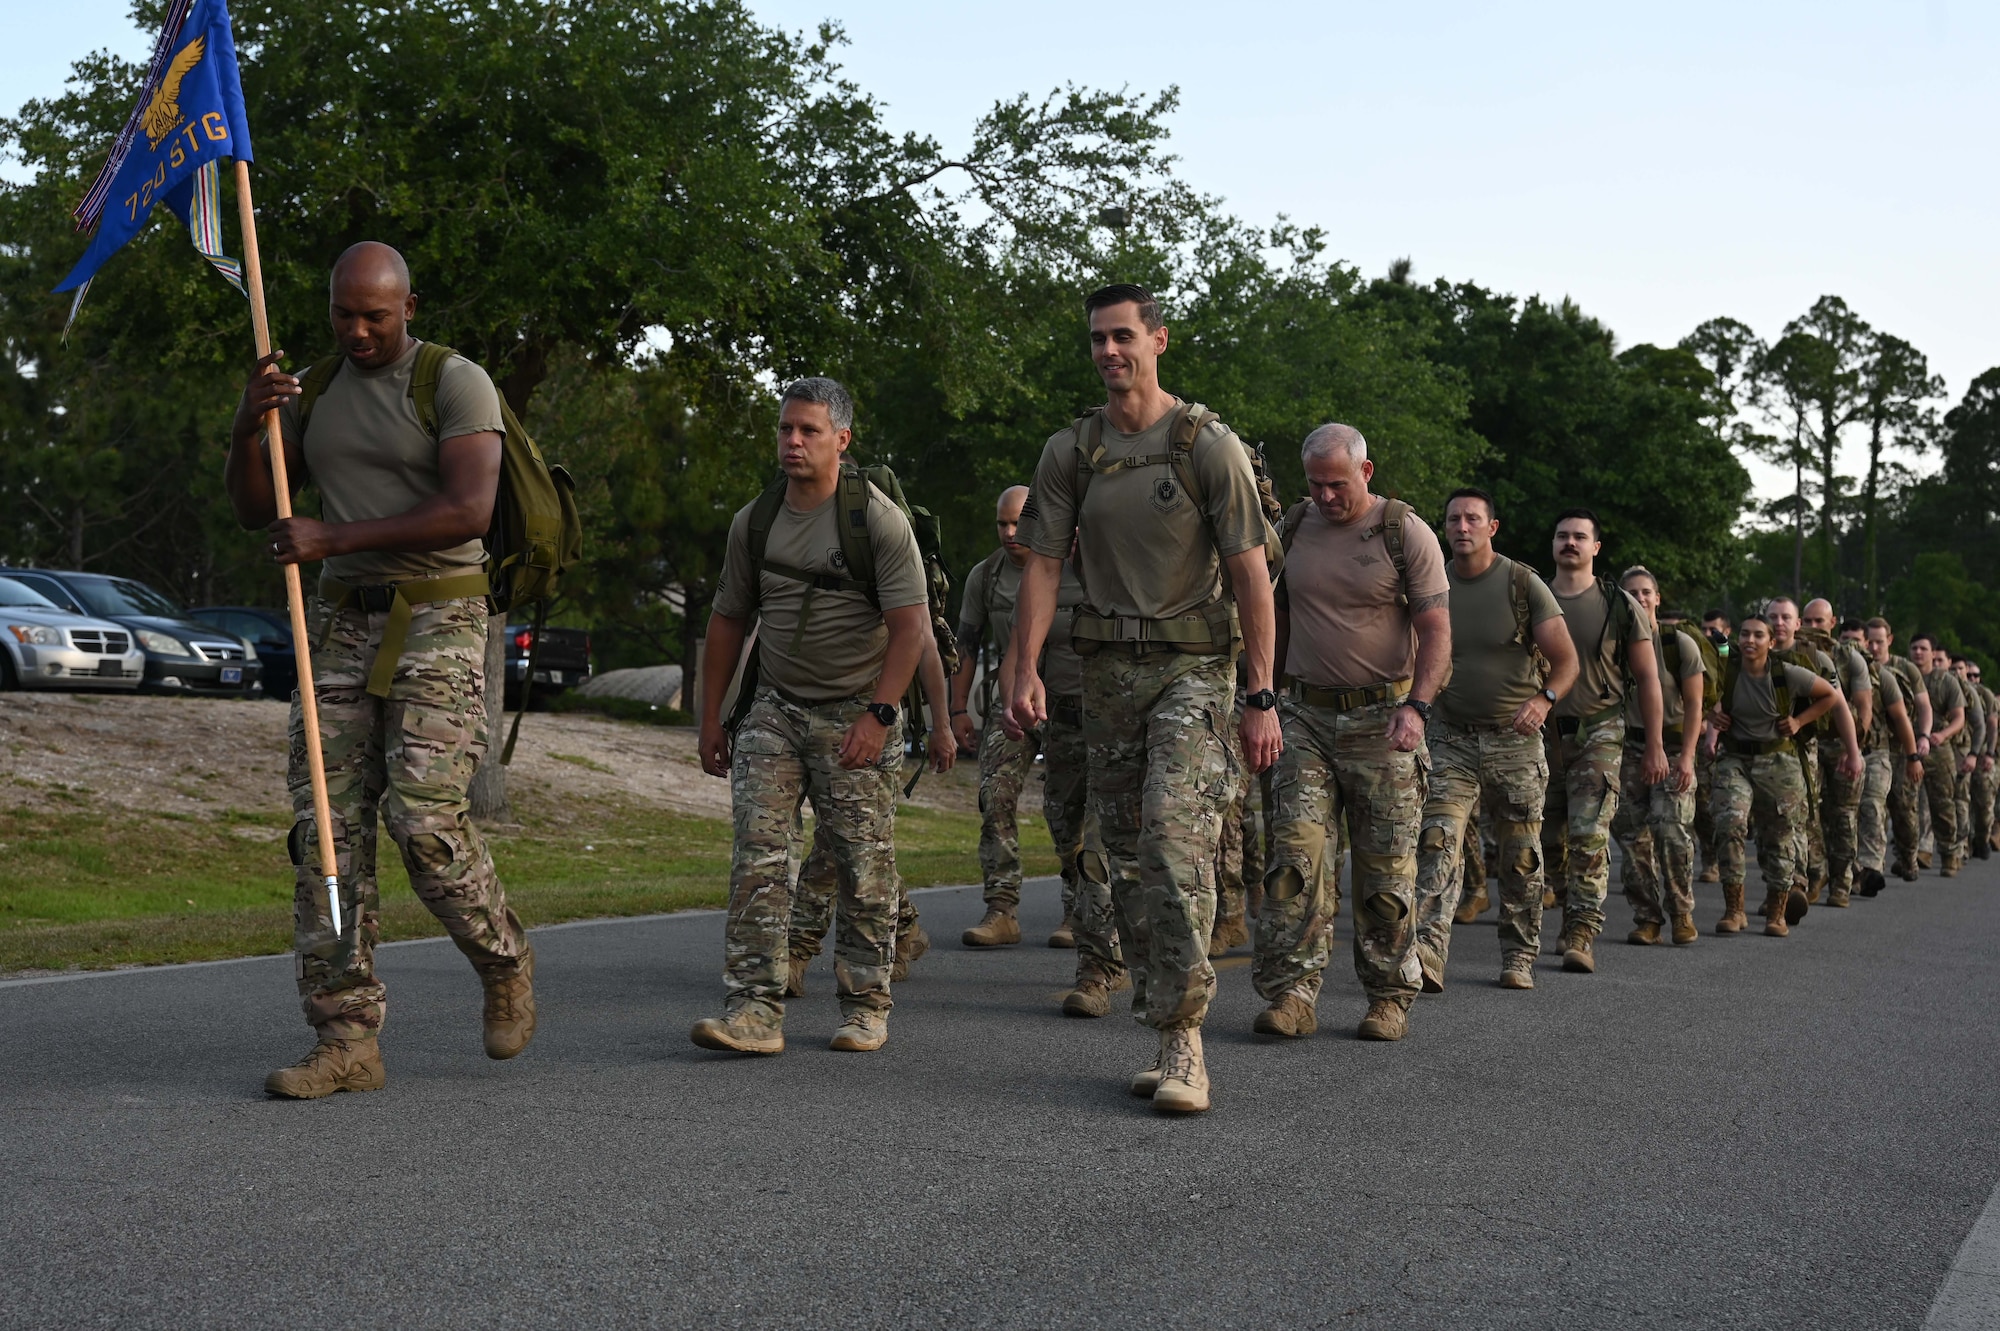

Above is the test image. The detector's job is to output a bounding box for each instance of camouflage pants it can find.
[1973,764,1996,853]
[725,690,901,1021]
[1541,713,1624,938]
[288,596,524,1040]
[1694,746,1718,873]
[1856,748,1895,874]
[785,820,917,962]
[1613,742,1696,925]
[1081,649,1234,1031]
[1042,707,1092,920]
[974,693,1037,909]
[1217,717,1257,926]
[1711,749,1805,898]
[1792,737,1826,892]
[1254,697,1423,1009]
[1818,739,1861,893]
[1414,721,1548,969]
[1922,748,1960,863]
[1953,756,1974,860]
[1890,752,1924,874]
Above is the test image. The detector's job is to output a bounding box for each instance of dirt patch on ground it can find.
[0,693,984,823]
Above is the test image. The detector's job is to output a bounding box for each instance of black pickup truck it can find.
[504,624,592,709]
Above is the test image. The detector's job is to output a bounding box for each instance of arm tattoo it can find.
[1410,592,1448,616]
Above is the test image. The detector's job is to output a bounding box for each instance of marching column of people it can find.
[237,265,2000,1113]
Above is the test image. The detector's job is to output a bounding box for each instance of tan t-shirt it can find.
[1629,628,1706,734]
[1277,497,1448,689]
[1726,663,1823,742]
[1018,400,1267,622]
[1553,581,1653,719]
[280,340,504,584]
[712,482,927,704]
[957,550,1088,699]
[1436,555,1563,728]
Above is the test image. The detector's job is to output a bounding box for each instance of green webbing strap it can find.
[1071,605,1235,650]
[323,571,492,698]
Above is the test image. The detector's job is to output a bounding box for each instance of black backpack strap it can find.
[743,476,789,613]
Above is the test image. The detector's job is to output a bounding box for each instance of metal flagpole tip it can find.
[324,876,343,935]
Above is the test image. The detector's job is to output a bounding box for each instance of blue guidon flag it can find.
[54,0,254,323]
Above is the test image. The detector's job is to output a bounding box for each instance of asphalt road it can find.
[4,858,1998,1330]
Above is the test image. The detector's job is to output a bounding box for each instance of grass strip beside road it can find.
[0,796,1054,975]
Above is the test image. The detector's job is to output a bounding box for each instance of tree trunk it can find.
[469,610,512,822]
[1864,418,1884,613]
[1817,402,1839,604]
[1792,453,1805,605]
[678,585,709,712]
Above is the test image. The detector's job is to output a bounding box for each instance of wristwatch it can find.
[1540,687,1558,706]
[1401,697,1433,722]
[865,702,899,728]
[1245,689,1278,711]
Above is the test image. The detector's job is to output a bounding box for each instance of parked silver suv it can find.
[0,576,146,690]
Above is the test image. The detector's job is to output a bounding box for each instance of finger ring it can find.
[271,542,280,554]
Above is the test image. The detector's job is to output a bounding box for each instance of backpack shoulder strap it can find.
[1508,558,1534,648]
[406,341,460,440]
[837,464,878,600]
[1381,497,1412,594]
[1167,401,1221,515]
[1278,500,1310,554]
[742,475,789,611]
[979,545,1009,623]
[295,356,344,436]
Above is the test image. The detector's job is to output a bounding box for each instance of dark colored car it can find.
[189,606,297,700]
[3,569,263,697]
[505,624,591,709]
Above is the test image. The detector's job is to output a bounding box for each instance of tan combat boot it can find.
[1498,954,1536,989]
[480,943,537,1060]
[1716,883,1748,934]
[961,908,1021,947]
[1942,853,1962,878]
[785,955,810,998]
[1762,890,1790,937]
[1827,884,1851,908]
[1061,967,1130,1018]
[1454,886,1490,925]
[1541,887,1558,909]
[1047,916,1077,948]
[1785,887,1810,925]
[829,1010,889,1052]
[265,1037,385,1099]
[1357,999,1409,1041]
[1560,928,1597,973]
[1626,921,1662,946]
[1252,989,1318,1038]
[1208,913,1249,957]
[1670,912,1698,944]
[1151,1028,1211,1114]
[690,1007,784,1055]
[1919,849,1935,869]
[1698,862,1720,884]
[1129,1036,1166,1098]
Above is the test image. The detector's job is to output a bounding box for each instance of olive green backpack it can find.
[297,342,584,760]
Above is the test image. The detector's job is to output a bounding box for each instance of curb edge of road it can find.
[0,878,1005,991]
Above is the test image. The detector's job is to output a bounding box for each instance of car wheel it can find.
[0,651,17,690]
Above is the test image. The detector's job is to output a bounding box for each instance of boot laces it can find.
[1162,1031,1199,1082]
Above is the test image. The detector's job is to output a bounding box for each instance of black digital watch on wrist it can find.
[866,702,899,728]
[1540,687,1558,706]
[1245,689,1278,711]
[1401,697,1433,722]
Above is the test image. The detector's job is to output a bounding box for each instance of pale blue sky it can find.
[9,0,1993,497]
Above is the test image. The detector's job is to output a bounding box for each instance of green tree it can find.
[1853,332,1942,609]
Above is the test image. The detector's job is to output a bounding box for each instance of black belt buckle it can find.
[351,584,396,613]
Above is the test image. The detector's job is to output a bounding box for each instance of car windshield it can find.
[73,577,184,618]
[0,577,58,609]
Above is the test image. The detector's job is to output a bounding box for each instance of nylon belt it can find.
[1723,734,1794,757]
[321,571,492,699]
[1555,703,1622,736]
[1289,678,1412,712]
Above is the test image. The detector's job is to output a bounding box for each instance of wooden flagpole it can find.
[232,158,343,936]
